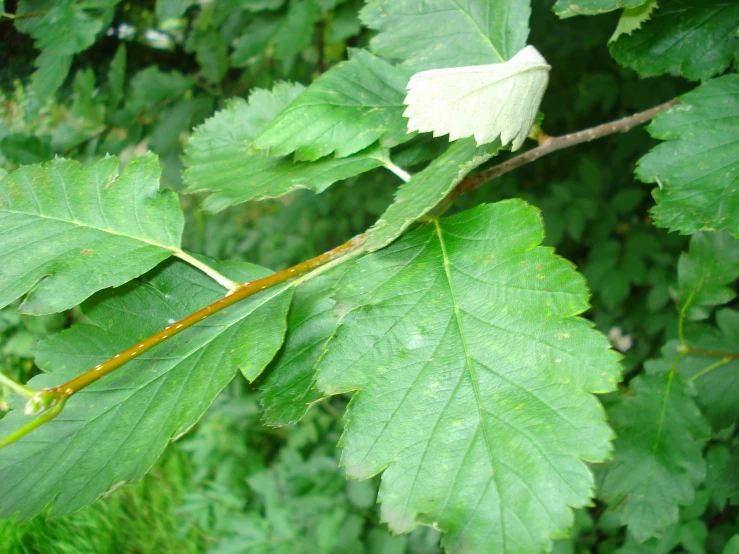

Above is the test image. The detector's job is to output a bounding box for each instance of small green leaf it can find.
[252,50,414,161]
[554,0,650,18]
[609,0,739,81]
[636,76,739,236]
[0,258,292,522]
[360,0,531,70]
[183,83,383,211]
[365,138,501,251]
[677,231,739,320]
[31,51,73,99]
[317,201,621,553]
[610,0,659,42]
[0,154,184,314]
[599,366,711,542]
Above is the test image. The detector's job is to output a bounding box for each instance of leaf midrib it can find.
[433,218,506,550]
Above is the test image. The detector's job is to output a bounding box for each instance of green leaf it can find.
[360,0,531,70]
[15,0,115,55]
[676,231,739,320]
[0,154,184,315]
[260,270,344,426]
[107,44,126,109]
[636,76,739,236]
[31,51,73,99]
[599,368,711,542]
[610,0,659,43]
[0,258,292,522]
[554,0,650,18]
[231,0,320,66]
[186,29,229,84]
[316,201,621,553]
[365,138,500,251]
[182,83,383,212]
[252,50,413,161]
[609,0,739,81]
[672,311,739,431]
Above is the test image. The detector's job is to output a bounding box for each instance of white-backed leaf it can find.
[403,46,550,150]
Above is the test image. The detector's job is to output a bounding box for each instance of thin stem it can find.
[174,251,241,292]
[0,373,35,399]
[46,233,367,400]
[0,10,48,22]
[381,159,412,183]
[689,357,732,382]
[682,347,739,360]
[455,98,679,195]
[0,399,65,449]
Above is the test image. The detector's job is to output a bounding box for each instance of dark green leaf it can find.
[637,76,739,236]
[252,50,413,161]
[555,0,650,18]
[609,0,739,81]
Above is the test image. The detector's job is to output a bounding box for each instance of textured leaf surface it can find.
[599,368,710,542]
[403,45,550,150]
[260,270,344,426]
[365,138,500,251]
[182,83,382,212]
[360,0,531,70]
[554,0,650,18]
[252,50,413,161]
[609,0,739,81]
[316,201,621,553]
[0,259,292,521]
[674,311,739,431]
[0,154,183,315]
[677,231,739,320]
[636,76,739,236]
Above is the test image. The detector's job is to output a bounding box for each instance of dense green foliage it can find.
[0,0,737,553]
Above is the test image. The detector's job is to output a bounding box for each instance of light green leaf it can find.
[252,50,413,161]
[183,83,383,212]
[403,45,550,150]
[636,76,739,236]
[672,311,739,431]
[365,138,501,251]
[260,270,345,426]
[554,0,650,18]
[676,231,739,320]
[610,0,659,42]
[316,201,621,553]
[0,258,292,522]
[360,0,531,70]
[599,368,710,542]
[609,0,739,81]
[0,154,184,315]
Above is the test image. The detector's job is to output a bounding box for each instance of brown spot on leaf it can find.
[81,249,93,255]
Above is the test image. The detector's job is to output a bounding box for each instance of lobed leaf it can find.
[609,0,739,81]
[676,231,739,320]
[599,367,710,542]
[182,83,383,212]
[316,200,621,553]
[251,50,414,161]
[360,0,531,70]
[0,259,293,522]
[365,138,501,252]
[636,75,739,237]
[0,154,183,315]
[554,0,651,18]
